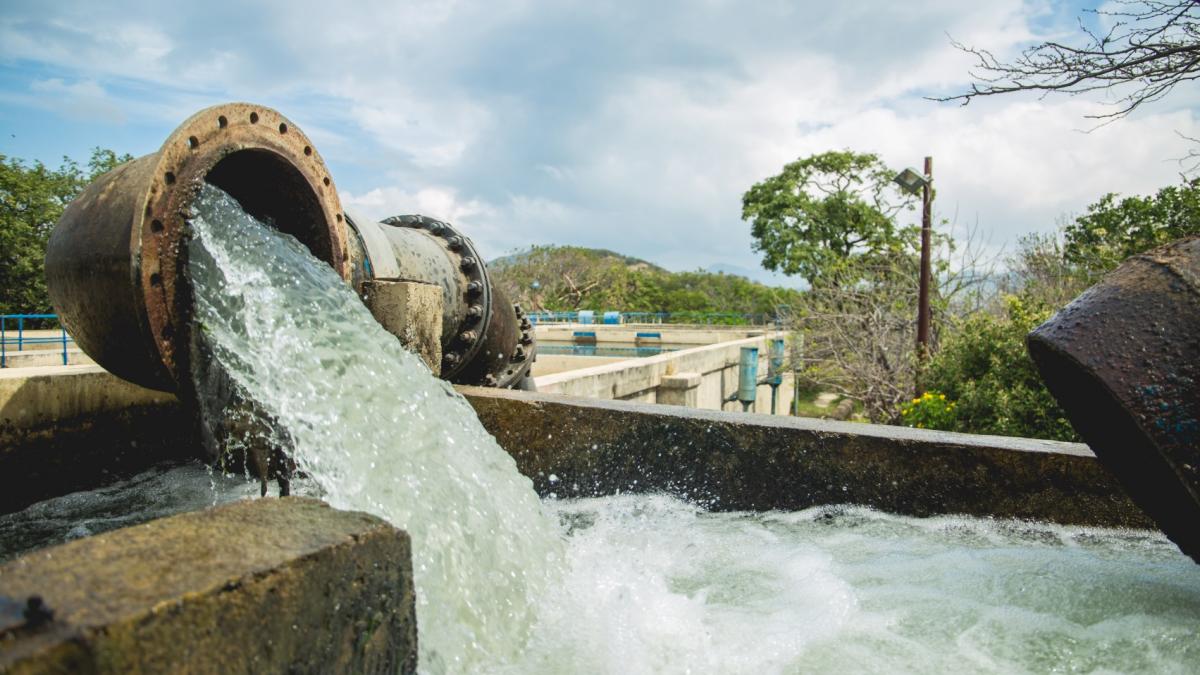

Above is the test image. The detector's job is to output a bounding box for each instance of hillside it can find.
[489,245,804,317]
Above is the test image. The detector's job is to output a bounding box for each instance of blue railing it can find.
[1,314,73,368]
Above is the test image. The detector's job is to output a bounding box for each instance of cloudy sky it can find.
[1,1,1196,284]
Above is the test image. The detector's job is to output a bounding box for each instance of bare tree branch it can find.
[934,1,1200,120]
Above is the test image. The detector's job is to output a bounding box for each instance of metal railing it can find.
[1,314,73,368]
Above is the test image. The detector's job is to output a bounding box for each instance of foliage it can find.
[0,148,132,316]
[1063,178,1200,272]
[789,219,995,423]
[1000,232,1095,310]
[741,150,913,284]
[912,178,1200,442]
[900,391,957,430]
[490,245,803,319]
[941,1,1200,121]
[920,295,1079,442]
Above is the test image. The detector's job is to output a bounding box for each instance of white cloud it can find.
[3,0,1197,277]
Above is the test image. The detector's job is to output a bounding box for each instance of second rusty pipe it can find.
[1027,236,1200,562]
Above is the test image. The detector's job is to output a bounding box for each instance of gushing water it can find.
[186,184,563,673]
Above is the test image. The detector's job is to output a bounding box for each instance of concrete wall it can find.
[535,323,765,346]
[530,354,629,377]
[462,386,1149,529]
[534,333,795,415]
[1,349,93,369]
[0,365,188,512]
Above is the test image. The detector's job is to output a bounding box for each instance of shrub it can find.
[900,391,957,429]
[917,295,1079,442]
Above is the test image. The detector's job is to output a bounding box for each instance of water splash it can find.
[186,183,563,673]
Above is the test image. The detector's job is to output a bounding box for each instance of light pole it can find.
[892,157,934,396]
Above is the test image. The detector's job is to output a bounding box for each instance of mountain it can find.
[489,245,803,317]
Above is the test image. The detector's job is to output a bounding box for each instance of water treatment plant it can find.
[2,103,1199,673]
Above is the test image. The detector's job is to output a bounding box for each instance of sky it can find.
[1,0,1196,286]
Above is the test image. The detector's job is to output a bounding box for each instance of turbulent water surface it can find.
[7,183,1194,674]
[6,475,1199,673]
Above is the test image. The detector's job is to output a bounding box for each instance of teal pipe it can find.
[738,346,759,411]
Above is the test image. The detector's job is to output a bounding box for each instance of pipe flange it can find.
[494,303,536,388]
[381,214,493,379]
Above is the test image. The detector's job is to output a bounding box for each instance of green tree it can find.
[1062,178,1200,272]
[741,150,912,284]
[0,148,131,316]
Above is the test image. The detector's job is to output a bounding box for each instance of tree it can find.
[1063,178,1200,271]
[789,223,995,422]
[742,150,912,284]
[939,1,1200,121]
[0,148,131,316]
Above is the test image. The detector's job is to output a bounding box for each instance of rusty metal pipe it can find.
[46,102,531,393]
[346,213,535,388]
[1027,236,1200,562]
[46,103,349,393]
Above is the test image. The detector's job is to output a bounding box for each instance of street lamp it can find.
[892,167,929,196]
[893,157,934,396]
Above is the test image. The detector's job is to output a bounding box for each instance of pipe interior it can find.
[203,149,335,266]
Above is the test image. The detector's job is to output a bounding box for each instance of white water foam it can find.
[503,495,1200,674]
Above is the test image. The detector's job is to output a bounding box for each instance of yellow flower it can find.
[939,394,946,400]
[912,398,920,404]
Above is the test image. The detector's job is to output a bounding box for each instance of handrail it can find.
[1,314,73,368]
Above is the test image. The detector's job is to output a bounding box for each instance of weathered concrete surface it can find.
[530,354,628,377]
[460,386,1153,529]
[0,366,174,433]
[534,334,795,415]
[656,372,702,408]
[362,279,443,373]
[535,324,764,346]
[0,497,416,674]
[0,366,192,513]
[1,349,93,369]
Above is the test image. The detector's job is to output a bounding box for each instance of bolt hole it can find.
[218,115,228,128]
[303,145,312,156]
[323,176,331,187]
[164,172,175,185]
[188,136,199,149]
[336,213,343,223]
[149,272,162,287]
[278,122,288,134]
[249,112,259,124]
[150,219,164,233]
